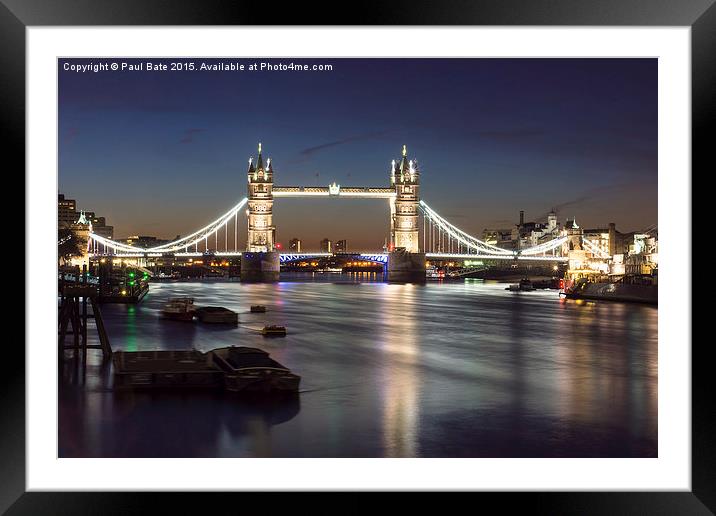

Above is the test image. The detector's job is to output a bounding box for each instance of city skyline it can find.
[59,58,657,250]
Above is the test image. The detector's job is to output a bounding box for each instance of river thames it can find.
[59,275,657,458]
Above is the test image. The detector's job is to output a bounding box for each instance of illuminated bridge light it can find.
[86,190,584,263]
[359,254,389,264]
[279,253,333,263]
[425,253,569,262]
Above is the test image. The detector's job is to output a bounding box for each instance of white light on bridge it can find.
[425,253,569,262]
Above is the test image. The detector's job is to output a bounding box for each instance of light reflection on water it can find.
[378,284,420,457]
[60,276,657,457]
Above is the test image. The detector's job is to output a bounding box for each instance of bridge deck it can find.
[273,186,396,198]
[90,251,566,262]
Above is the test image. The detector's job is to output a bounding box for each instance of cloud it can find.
[295,131,391,161]
[179,128,203,144]
[537,182,644,220]
[473,128,545,142]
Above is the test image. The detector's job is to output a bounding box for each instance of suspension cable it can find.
[88,197,248,254]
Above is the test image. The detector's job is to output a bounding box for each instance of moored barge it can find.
[208,346,300,393]
[112,347,300,393]
[161,297,195,321]
[195,306,239,324]
[261,325,287,337]
[112,349,223,390]
[561,275,658,305]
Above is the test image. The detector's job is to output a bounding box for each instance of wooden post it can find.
[59,284,112,361]
[91,298,112,358]
[58,298,71,352]
[81,264,88,346]
[72,296,80,351]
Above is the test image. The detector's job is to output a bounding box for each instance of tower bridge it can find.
[88,144,579,282]
[272,185,396,198]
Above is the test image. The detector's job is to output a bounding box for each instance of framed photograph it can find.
[8,0,710,511]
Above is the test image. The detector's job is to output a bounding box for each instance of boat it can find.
[506,278,535,292]
[531,277,562,290]
[194,306,239,324]
[156,271,181,280]
[561,275,657,304]
[250,305,267,313]
[426,266,445,279]
[112,347,300,393]
[208,346,301,393]
[261,325,287,337]
[113,349,223,390]
[161,297,195,321]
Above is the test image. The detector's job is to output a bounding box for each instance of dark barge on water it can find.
[195,306,239,325]
[209,347,300,393]
[561,275,658,305]
[112,346,300,393]
[113,350,223,389]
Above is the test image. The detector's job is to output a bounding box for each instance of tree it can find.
[58,228,83,265]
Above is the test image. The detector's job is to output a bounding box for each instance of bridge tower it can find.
[391,145,420,253]
[388,145,425,282]
[242,143,280,281]
[246,142,275,252]
[565,218,583,251]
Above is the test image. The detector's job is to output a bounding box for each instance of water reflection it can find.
[379,284,420,457]
[60,379,300,457]
[125,305,138,352]
[59,278,657,457]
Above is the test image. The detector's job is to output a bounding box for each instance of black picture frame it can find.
[6,0,709,512]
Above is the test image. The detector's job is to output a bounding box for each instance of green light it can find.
[128,272,135,278]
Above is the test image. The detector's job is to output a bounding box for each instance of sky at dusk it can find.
[59,58,657,251]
